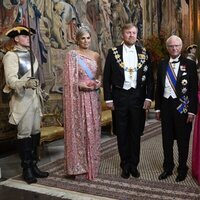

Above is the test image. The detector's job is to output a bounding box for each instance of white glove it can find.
[25,79,39,89]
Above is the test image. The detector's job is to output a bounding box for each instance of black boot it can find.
[18,138,37,184]
[31,133,49,178]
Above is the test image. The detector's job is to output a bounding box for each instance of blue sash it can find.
[177,96,189,114]
[78,57,94,80]
[166,63,189,114]
[166,64,177,94]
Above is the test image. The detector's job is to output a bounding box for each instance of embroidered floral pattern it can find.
[63,51,101,180]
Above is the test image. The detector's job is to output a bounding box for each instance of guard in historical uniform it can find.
[3,26,49,184]
[186,44,198,65]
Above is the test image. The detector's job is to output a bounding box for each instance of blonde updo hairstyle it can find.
[75,26,91,45]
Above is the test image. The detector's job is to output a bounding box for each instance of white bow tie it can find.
[127,49,135,53]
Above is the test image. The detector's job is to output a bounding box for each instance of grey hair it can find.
[76,26,91,42]
[166,35,183,47]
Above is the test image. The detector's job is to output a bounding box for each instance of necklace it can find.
[112,47,136,80]
[112,47,148,80]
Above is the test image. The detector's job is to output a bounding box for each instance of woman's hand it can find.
[94,79,101,90]
[79,80,96,91]
[79,80,102,91]
[79,84,94,91]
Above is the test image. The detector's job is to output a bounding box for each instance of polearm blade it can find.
[26,0,34,78]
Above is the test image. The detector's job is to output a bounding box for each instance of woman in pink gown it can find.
[63,26,102,180]
[192,81,200,184]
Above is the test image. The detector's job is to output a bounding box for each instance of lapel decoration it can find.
[177,64,189,114]
[181,79,188,86]
[180,65,186,71]
[137,47,148,70]
[138,54,146,60]
[143,65,148,72]
[112,47,124,68]
[182,87,187,94]
[141,75,146,82]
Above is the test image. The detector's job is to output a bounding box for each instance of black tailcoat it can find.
[155,56,198,114]
[103,44,154,170]
[103,45,154,103]
[155,56,198,173]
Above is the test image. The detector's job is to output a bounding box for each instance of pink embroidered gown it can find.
[63,50,101,180]
[192,82,200,184]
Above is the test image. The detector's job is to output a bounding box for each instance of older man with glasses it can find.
[155,35,198,182]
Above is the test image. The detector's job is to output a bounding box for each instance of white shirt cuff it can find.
[106,100,113,103]
[188,112,195,116]
[145,98,152,102]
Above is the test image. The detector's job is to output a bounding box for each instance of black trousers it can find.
[113,87,145,171]
[160,97,192,173]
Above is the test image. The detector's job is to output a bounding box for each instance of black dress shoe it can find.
[121,169,130,179]
[130,169,140,178]
[158,171,172,180]
[175,173,187,182]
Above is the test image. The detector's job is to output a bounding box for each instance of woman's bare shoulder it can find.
[90,50,100,60]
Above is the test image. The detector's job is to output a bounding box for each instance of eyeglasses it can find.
[167,45,181,48]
